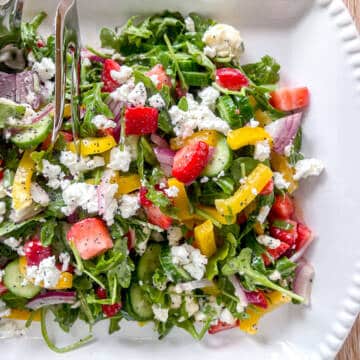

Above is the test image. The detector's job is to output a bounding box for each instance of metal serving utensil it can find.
[52,0,81,156]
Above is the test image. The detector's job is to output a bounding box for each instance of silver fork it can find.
[52,0,81,157]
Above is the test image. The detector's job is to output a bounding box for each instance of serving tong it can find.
[52,0,81,157]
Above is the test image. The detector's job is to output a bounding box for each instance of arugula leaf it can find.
[1,291,28,309]
[186,41,216,74]
[206,242,229,280]
[52,304,79,333]
[230,157,259,183]
[109,316,122,334]
[242,55,280,85]
[0,217,42,238]
[275,257,297,278]
[0,242,16,268]
[40,219,57,246]
[188,13,215,34]
[221,248,304,302]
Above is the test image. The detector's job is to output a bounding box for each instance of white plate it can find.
[3,0,360,359]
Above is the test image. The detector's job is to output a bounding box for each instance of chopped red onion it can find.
[127,228,136,250]
[26,291,76,310]
[81,48,105,63]
[229,275,248,308]
[293,258,315,306]
[28,103,54,124]
[154,147,175,166]
[151,133,169,148]
[0,72,16,100]
[265,112,302,154]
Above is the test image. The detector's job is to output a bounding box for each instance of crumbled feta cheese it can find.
[26,256,61,288]
[170,292,182,309]
[293,158,325,181]
[91,114,116,130]
[257,235,281,249]
[110,78,135,103]
[194,311,207,322]
[254,140,271,162]
[198,86,220,108]
[273,172,290,190]
[152,304,169,322]
[30,183,50,206]
[203,46,216,58]
[269,270,282,281]
[149,74,160,87]
[32,57,55,81]
[61,183,98,216]
[219,308,236,325]
[99,172,118,225]
[82,58,91,67]
[284,143,293,157]
[125,135,139,161]
[200,176,209,183]
[257,205,271,224]
[248,119,260,128]
[118,193,140,219]
[184,16,195,32]
[168,94,230,138]
[110,65,133,84]
[185,296,199,317]
[3,237,20,249]
[59,252,71,272]
[167,226,183,246]
[148,93,166,109]
[0,201,5,223]
[41,80,55,100]
[164,186,179,198]
[251,188,258,196]
[60,151,105,176]
[202,24,244,62]
[108,146,132,172]
[42,160,64,189]
[127,82,147,107]
[171,244,207,280]
[0,269,4,283]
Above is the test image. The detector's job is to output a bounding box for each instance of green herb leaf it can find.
[242,55,280,85]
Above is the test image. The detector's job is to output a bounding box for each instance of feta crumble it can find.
[91,114,116,130]
[148,93,166,109]
[293,158,325,181]
[127,82,147,107]
[257,205,271,224]
[198,86,220,108]
[118,193,140,219]
[110,65,133,84]
[26,256,61,288]
[269,270,282,281]
[202,24,244,62]
[42,160,64,189]
[171,244,207,280]
[0,201,5,223]
[60,151,105,176]
[254,140,271,162]
[185,296,199,317]
[168,94,230,138]
[219,308,237,325]
[108,146,132,172]
[248,119,260,128]
[0,269,4,283]
[167,226,183,246]
[59,252,71,272]
[30,183,50,206]
[99,172,119,226]
[200,176,209,183]
[203,46,217,58]
[152,304,169,322]
[273,172,290,190]
[170,292,182,309]
[32,57,55,81]
[164,186,179,198]
[257,235,281,249]
[184,16,195,33]
[110,78,135,103]
[284,143,293,157]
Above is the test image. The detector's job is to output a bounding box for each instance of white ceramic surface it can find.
[3,0,360,359]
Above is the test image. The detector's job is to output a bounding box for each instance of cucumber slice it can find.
[11,114,52,149]
[137,243,161,283]
[182,72,210,87]
[0,98,26,129]
[3,259,41,299]
[202,135,232,177]
[128,284,154,321]
[159,246,192,282]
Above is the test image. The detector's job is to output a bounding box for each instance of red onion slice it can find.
[265,112,302,154]
[0,72,16,100]
[26,291,76,310]
[16,71,41,109]
[151,133,169,148]
[293,258,315,306]
[81,48,105,63]
[28,103,54,124]
[154,147,175,166]
[229,275,248,308]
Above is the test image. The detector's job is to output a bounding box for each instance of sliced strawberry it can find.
[41,131,73,151]
[262,241,290,266]
[270,87,310,112]
[145,64,172,90]
[208,320,239,334]
[144,205,173,230]
[101,59,121,93]
[216,68,249,91]
[245,290,268,309]
[270,220,298,247]
[125,107,158,136]
[175,81,187,98]
[24,237,52,266]
[172,141,210,183]
[259,179,274,196]
[296,223,312,251]
[271,194,294,219]
[67,218,113,260]
[0,281,7,296]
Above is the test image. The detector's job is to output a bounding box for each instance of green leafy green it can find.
[242,55,280,85]
[40,219,57,246]
[52,304,80,333]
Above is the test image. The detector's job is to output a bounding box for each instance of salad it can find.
[0,11,324,352]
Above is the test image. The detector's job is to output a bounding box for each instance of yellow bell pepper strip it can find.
[167,178,192,220]
[196,205,235,225]
[170,130,219,151]
[215,164,273,217]
[111,172,141,197]
[239,291,291,334]
[19,256,73,290]
[270,152,298,193]
[193,220,217,258]
[12,150,35,211]
[227,127,271,150]
[5,309,41,321]
[67,135,116,157]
